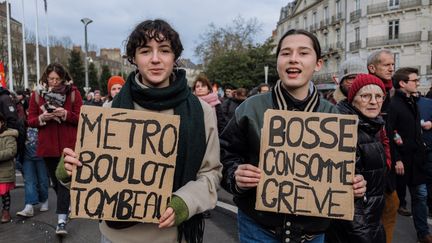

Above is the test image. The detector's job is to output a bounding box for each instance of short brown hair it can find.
[193,74,212,93]
[393,67,419,89]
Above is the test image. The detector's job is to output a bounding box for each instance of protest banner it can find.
[70,106,180,223]
[255,109,358,220]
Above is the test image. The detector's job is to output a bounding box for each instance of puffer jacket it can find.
[220,92,339,241]
[327,101,386,243]
[0,128,18,183]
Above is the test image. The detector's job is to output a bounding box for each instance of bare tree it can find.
[195,16,262,66]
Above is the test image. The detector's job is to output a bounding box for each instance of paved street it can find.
[0,175,430,243]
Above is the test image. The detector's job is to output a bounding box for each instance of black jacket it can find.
[327,101,386,243]
[386,90,426,186]
[220,92,338,240]
[218,98,243,131]
[0,88,19,129]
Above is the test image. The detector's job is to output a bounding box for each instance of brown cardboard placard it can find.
[255,109,358,220]
[70,106,180,223]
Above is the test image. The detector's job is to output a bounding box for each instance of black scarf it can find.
[107,69,206,243]
[271,80,320,111]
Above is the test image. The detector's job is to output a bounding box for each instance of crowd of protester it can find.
[0,20,432,243]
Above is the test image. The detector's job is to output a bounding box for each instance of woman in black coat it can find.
[327,74,387,243]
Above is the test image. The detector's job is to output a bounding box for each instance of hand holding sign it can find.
[63,148,80,176]
[352,174,366,198]
[255,110,358,221]
[235,164,262,190]
[70,106,180,224]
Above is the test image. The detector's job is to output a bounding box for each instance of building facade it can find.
[0,1,23,88]
[276,0,432,93]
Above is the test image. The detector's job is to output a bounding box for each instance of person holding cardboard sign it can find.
[59,19,222,243]
[326,74,387,243]
[219,29,366,243]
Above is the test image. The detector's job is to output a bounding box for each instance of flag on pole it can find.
[0,61,6,88]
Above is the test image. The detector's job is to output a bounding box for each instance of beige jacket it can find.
[99,79,222,243]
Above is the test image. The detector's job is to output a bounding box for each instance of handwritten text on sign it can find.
[70,106,180,223]
[255,110,358,220]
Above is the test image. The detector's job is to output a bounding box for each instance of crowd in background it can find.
[0,21,431,243]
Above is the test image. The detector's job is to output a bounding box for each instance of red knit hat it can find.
[107,76,125,94]
[347,74,386,103]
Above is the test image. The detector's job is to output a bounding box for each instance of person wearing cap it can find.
[386,67,432,243]
[333,57,368,103]
[103,76,126,107]
[327,74,387,243]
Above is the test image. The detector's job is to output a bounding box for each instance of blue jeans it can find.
[237,209,324,243]
[22,156,49,205]
[409,183,430,238]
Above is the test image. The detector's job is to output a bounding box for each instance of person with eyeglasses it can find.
[326,74,387,243]
[387,67,432,243]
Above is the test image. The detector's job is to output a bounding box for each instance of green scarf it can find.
[108,69,206,243]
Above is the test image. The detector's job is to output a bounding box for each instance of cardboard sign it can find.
[70,106,180,223]
[255,110,358,220]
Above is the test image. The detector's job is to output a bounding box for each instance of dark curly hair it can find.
[125,19,183,65]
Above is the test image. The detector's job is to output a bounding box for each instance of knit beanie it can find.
[338,58,368,84]
[348,74,386,103]
[107,76,125,94]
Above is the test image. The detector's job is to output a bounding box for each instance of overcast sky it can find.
[10,0,287,63]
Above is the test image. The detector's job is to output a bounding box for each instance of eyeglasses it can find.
[407,79,420,83]
[48,77,62,82]
[357,93,385,103]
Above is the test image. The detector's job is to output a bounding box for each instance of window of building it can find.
[304,16,308,29]
[313,12,317,25]
[324,6,329,22]
[355,0,360,10]
[336,0,341,15]
[336,29,341,44]
[394,53,400,70]
[355,27,360,42]
[389,20,399,40]
[324,34,329,49]
[389,0,400,8]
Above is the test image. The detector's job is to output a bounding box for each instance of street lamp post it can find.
[81,17,93,94]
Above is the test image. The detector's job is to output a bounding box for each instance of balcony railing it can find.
[350,9,361,22]
[331,12,344,24]
[367,0,422,15]
[366,31,421,47]
[320,18,330,29]
[313,72,333,85]
[349,40,361,52]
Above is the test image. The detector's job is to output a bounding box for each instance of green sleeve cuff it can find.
[168,195,189,226]
[55,154,71,184]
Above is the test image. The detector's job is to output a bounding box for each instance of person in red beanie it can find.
[326,73,387,243]
[103,76,125,107]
